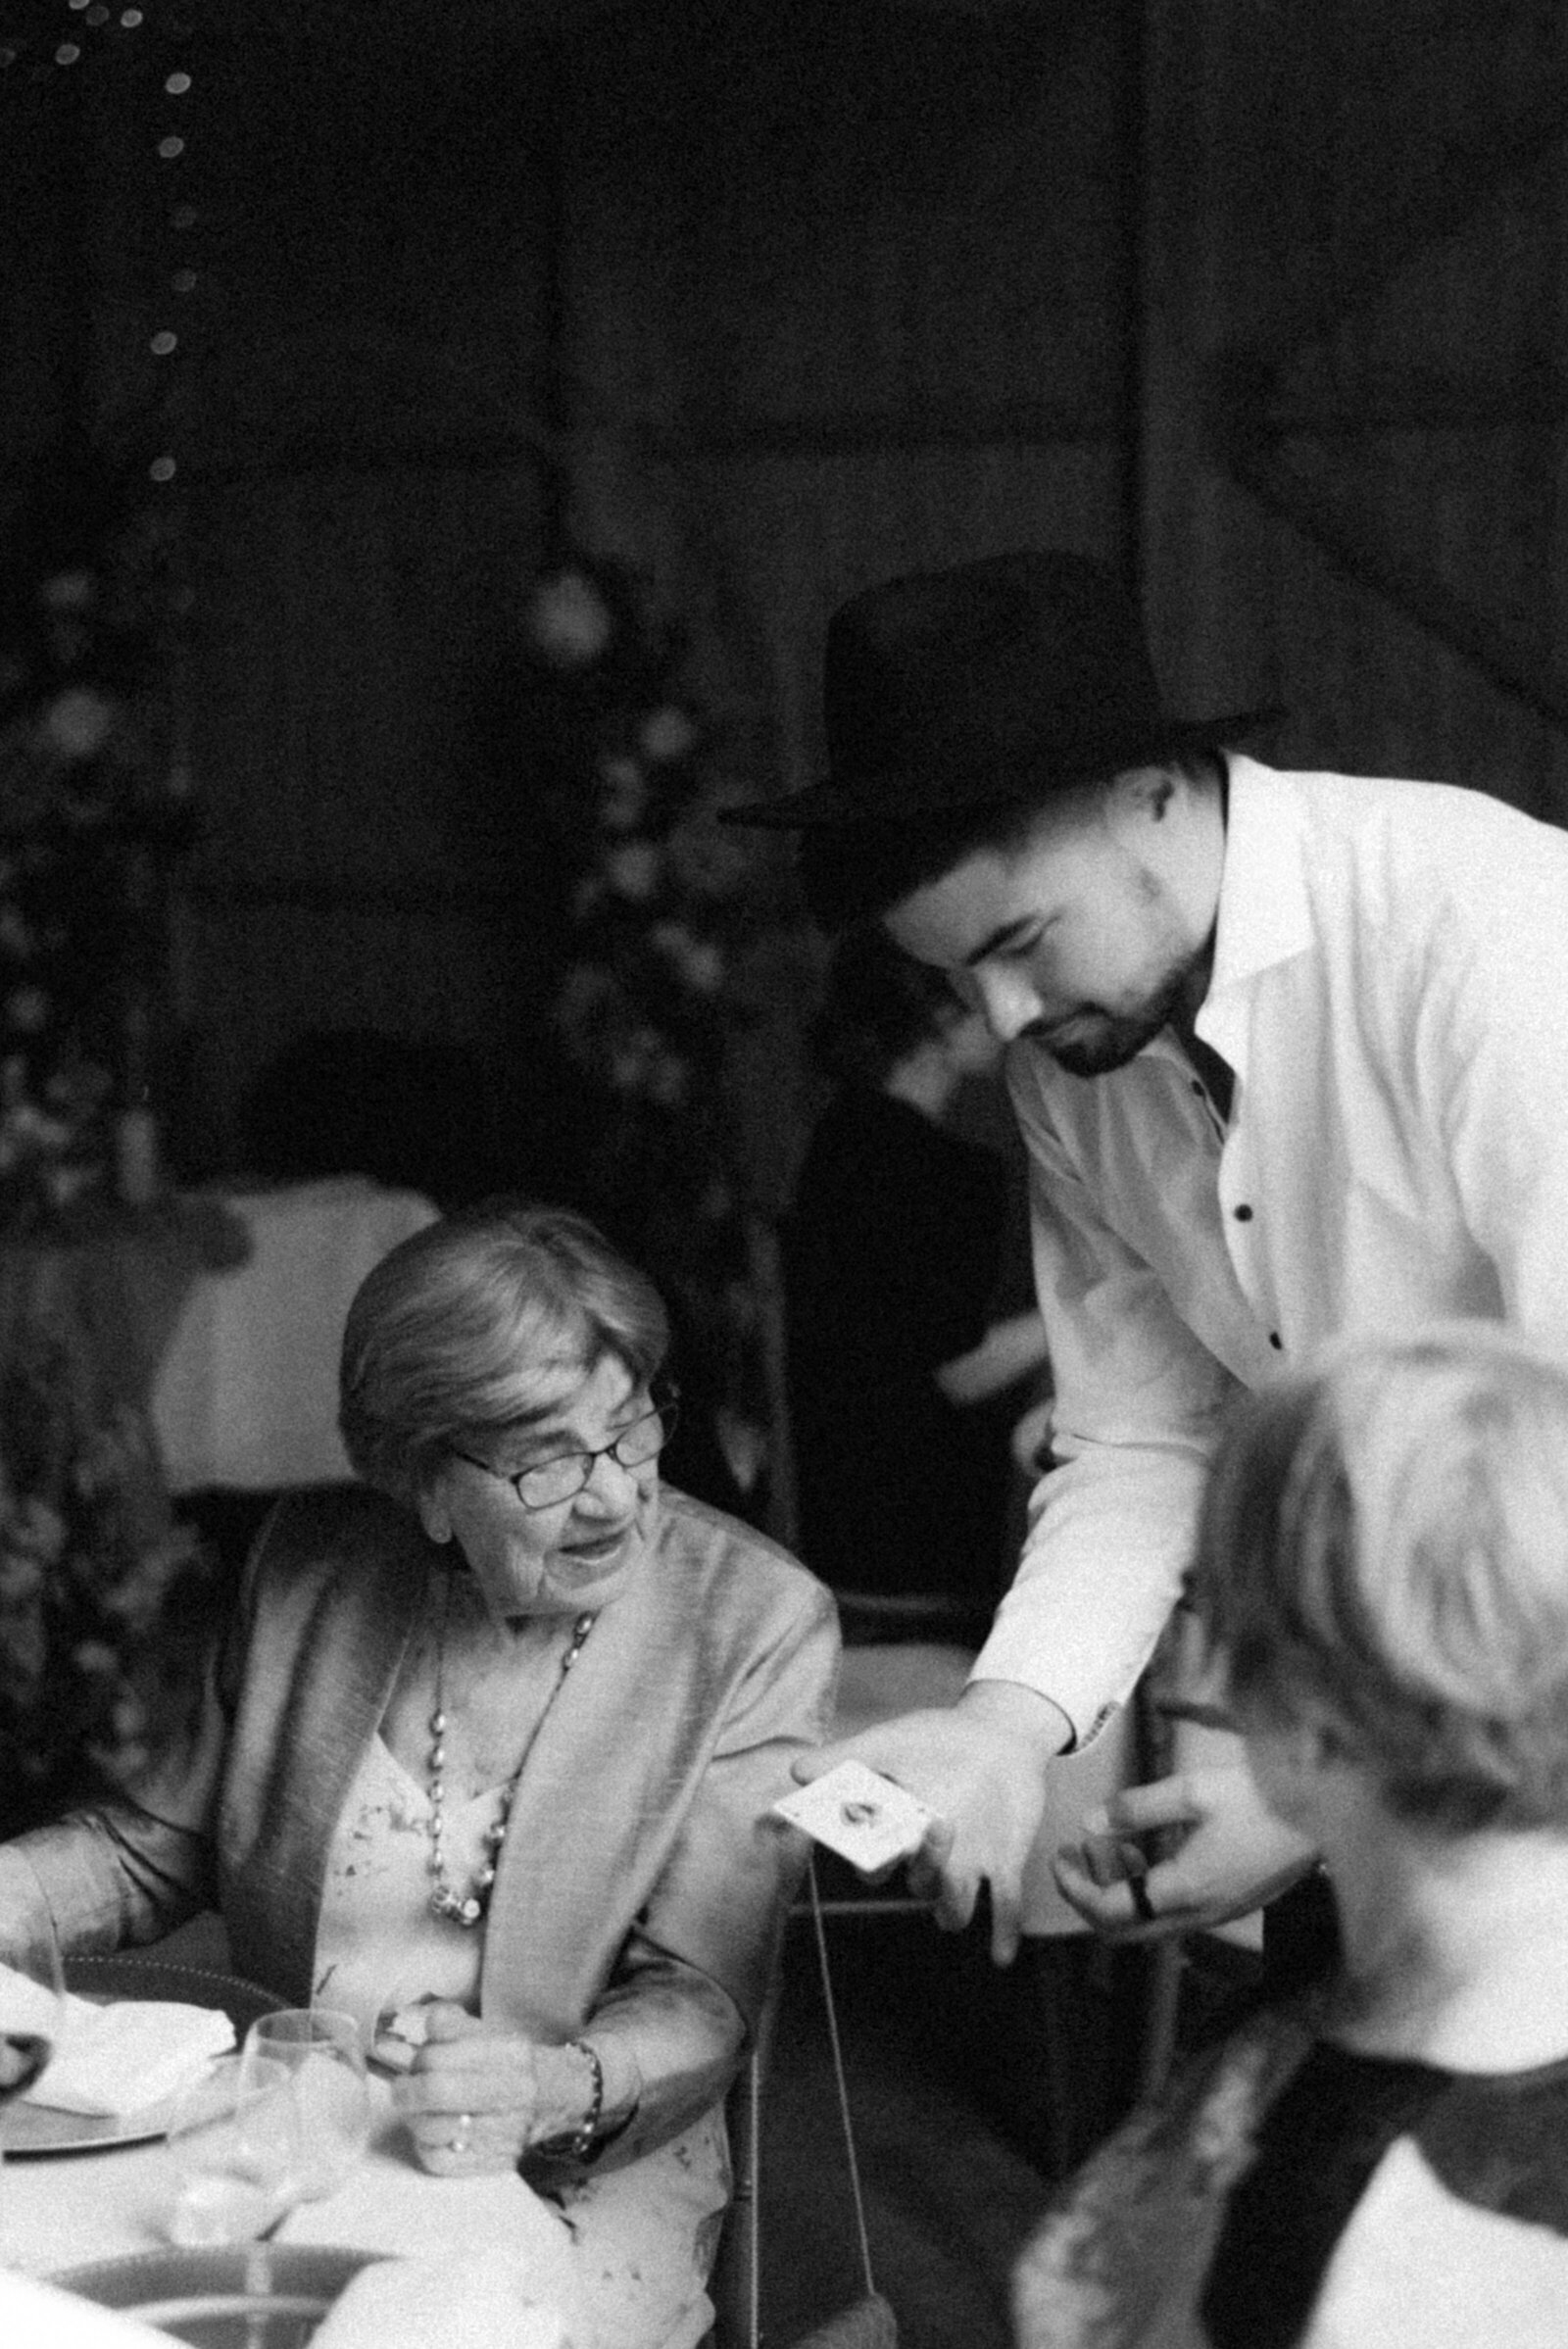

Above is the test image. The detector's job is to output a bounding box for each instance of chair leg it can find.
[706,1990,776,2349]
[1133,1936,1186,2102]
[949,1931,1144,2184]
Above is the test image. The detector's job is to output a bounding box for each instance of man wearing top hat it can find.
[726,549,1568,1974]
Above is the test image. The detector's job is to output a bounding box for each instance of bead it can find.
[425,1586,597,1927]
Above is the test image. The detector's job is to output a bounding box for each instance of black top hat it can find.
[725,549,1281,828]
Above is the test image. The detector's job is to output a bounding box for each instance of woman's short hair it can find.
[1192,1323,1568,1833]
[339,1197,669,1510]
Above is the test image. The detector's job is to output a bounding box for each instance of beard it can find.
[1034,939,1214,1079]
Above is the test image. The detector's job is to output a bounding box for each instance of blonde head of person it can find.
[1016,1323,1568,2349]
[1192,1320,1568,2047]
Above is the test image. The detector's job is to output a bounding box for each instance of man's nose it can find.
[973,964,1044,1044]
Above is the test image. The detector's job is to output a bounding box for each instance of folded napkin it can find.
[311,2250,575,2349]
[282,2111,587,2343]
[0,1965,236,2117]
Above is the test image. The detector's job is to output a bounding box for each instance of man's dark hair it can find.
[798,752,1223,935]
[797,793,1071,936]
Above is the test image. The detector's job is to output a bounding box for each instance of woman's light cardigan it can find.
[4,1483,840,2173]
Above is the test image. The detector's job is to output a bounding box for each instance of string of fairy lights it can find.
[1,2,212,1197]
[3,1,205,503]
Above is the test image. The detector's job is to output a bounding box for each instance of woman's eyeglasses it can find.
[448,1396,679,1511]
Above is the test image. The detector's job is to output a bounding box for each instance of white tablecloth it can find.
[0,2076,585,2342]
[149,1180,438,1493]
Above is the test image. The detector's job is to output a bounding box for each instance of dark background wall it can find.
[3,0,1565,1186]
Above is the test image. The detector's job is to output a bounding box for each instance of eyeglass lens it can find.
[515,1403,676,1505]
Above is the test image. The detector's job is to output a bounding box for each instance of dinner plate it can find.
[52,2241,386,2347]
[3,1953,286,2157]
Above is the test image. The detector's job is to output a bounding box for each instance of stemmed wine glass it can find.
[239,2008,371,2202]
[165,2051,304,2247]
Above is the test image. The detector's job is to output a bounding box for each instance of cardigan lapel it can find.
[220,1493,431,2001]
[480,1520,709,2039]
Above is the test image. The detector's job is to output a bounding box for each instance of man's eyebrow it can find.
[964,916,1038,968]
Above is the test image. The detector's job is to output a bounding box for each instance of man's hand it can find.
[1052,1765,1319,1940]
[792,1681,1071,1965]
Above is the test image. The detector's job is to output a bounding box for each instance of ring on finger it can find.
[448,2111,474,2154]
[1129,1874,1156,1926]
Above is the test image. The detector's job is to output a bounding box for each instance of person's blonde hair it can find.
[339,1197,669,1511]
[1193,1323,1568,1832]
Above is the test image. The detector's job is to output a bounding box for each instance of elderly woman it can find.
[0,1200,839,2349]
[1020,1323,1568,2349]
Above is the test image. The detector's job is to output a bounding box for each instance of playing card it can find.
[770,1759,933,1873]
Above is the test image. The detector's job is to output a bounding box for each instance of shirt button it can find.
[1233,1203,1253,1221]
[1269,1333,1283,1350]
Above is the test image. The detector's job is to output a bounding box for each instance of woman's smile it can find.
[556,1521,634,1570]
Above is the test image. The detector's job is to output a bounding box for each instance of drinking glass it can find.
[165,2052,303,2246]
[239,2008,370,2200]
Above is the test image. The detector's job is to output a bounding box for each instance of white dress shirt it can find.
[974,756,1568,1742]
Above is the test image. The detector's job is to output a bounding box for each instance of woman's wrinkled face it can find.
[419,1352,661,1624]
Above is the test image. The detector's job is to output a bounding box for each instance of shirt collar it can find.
[1195,756,1314,1075]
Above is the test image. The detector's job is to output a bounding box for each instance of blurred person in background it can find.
[783,923,1048,1647]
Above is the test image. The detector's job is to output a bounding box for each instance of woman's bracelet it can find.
[565,2037,604,2161]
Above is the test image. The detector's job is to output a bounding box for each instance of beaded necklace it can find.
[426,1576,597,1928]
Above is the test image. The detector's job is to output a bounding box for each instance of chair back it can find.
[706,1984,774,2349]
[705,1870,899,2349]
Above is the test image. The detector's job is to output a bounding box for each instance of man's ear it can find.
[1106,761,1178,834]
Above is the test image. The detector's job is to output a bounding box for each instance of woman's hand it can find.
[1052,1766,1320,1939]
[392,2004,596,2174]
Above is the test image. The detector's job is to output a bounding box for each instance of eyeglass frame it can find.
[446,1386,680,1511]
